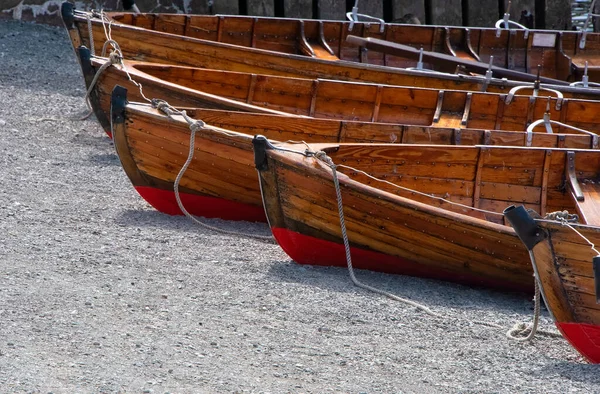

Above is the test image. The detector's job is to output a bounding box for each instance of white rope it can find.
[559,220,600,255]
[81,52,123,120]
[314,151,442,317]
[80,13,151,118]
[86,13,95,56]
[285,145,561,337]
[506,269,542,341]
[153,100,274,242]
[92,11,152,103]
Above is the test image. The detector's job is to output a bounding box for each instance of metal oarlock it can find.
[580,0,600,49]
[570,61,600,88]
[346,0,385,33]
[495,1,529,38]
[526,98,599,148]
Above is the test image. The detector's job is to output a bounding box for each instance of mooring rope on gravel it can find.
[263,141,562,339]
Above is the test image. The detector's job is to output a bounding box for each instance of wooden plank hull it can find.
[254,141,600,291]
[78,49,290,137]
[114,93,600,223]
[111,89,266,221]
[82,48,600,148]
[61,4,600,98]
[507,214,600,363]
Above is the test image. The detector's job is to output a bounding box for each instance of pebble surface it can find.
[0,20,598,393]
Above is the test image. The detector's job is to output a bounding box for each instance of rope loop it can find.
[101,39,123,58]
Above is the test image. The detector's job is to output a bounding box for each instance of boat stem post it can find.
[503,205,547,250]
[252,135,272,171]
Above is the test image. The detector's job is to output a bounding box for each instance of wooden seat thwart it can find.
[570,181,600,226]
[566,151,600,226]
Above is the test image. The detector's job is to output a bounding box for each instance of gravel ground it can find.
[1,20,599,393]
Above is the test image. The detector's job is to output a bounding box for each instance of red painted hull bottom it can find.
[271,227,529,292]
[134,186,267,222]
[557,322,600,363]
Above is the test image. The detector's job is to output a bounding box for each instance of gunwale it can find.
[254,138,600,291]
[61,4,600,100]
[83,49,600,146]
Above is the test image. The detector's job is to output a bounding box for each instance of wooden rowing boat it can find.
[253,138,600,292]
[504,206,600,363]
[77,48,291,137]
[111,85,599,223]
[62,3,600,96]
[80,47,600,143]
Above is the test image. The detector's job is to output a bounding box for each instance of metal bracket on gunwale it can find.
[570,61,600,88]
[346,0,385,33]
[495,1,529,39]
[526,100,599,148]
[567,151,585,201]
[579,0,600,49]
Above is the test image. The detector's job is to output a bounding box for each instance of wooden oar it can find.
[346,35,571,86]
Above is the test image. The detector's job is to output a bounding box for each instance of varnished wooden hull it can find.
[506,210,600,363]
[113,90,600,222]
[77,48,290,138]
[111,88,266,221]
[61,4,600,98]
[82,48,600,146]
[254,141,600,291]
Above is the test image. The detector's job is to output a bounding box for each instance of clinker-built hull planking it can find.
[82,48,600,144]
[61,4,600,97]
[254,139,600,292]
[112,91,600,221]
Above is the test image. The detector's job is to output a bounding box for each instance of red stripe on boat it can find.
[271,227,527,291]
[134,186,266,222]
[556,322,600,363]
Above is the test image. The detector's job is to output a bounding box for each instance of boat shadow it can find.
[538,360,600,381]
[114,208,272,237]
[265,260,533,314]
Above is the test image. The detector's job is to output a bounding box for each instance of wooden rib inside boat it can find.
[505,206,600,363]
[81,47,600,145]
[62,4,600,99]
[253,136,600,292]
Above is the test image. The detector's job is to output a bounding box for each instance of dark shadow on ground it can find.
[264,257,534,314]
[114,208,272,237]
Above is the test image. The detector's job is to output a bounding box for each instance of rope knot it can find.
[189,120,206,133]
[314,150,335,168]
[152,99,170,112]
[108,51,122,65]
[544,210,579,223]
